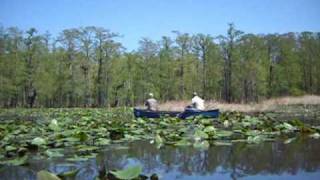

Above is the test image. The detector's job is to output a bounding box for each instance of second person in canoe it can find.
[145,93,159,111]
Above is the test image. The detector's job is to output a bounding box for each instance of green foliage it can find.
[1,25,319,107]
[37,170,61,180]
[193,140,210,150]
[0,108,319,168]
[0,155,28,166]
[31,137,47,146]
[110,165,142,180]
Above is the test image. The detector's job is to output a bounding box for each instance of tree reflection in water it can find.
[1,136,320,180]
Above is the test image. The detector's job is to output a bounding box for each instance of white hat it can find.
[148,93,154,97]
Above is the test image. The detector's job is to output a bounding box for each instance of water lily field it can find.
[0,107,320,180]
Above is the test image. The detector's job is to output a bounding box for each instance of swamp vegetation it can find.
[1,24,320,108]
[0,106,320,179]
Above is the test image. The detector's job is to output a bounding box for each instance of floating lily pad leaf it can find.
[61,130,76,137]
[63,137,79,143]
[283,122,295,130]
[284,137,296,144]
[194,129,208,140]
[155,134,163,145]
[66,155,88,162]
[309,133,320,139]
[159,121,170,127]
[96,138,110,145]
[233,129,243,133]
[76,145,99,152]
[131,129,144,135]
[262,131,281,136]
[247,135,266,144]
[200,119,212,126]
[289,119,305,127]
[37,170,61,180]
[112,145,129,150]
[174,139,191,146]
[203,126,216,133]
[49,119,60,131]
[231,139,247,143]
[223,120,230,128]
[213,141,232,146]
[31,137,46,146]
[0,155,28,166]
[215,130,233,137]
[193,140,210,150]
[5,145,17,152]
[82,153,97,159]
[137,118,145,124]
[58,169,79,178]
[110,165,142,180]
[242,116,262,126]
[124,134,140,141]
[245,130,261,137]
[178,127,189,133]
[75,131,89,142]
[45,149,64,158]
[275,122,297,132]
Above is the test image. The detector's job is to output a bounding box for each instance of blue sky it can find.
[1,0,320,51]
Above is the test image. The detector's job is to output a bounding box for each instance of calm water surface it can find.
[1,136,320,180]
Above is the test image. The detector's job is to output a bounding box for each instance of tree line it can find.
[0,24,319,107]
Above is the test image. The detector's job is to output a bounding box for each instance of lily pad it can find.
[203,126,216,133]
[67,155,89,162]
[110,165,142,180]
[155,134,163,145]
[194,129,208,140]
[37,170,61,180]
[215,130,233,137]
[0,155,28,166]
[49,119,60,131]
[58,169,79,178]
[193,140,210,150]
[284,137,296,144]
[45,149,64,158]
[76,145,99,152]
[309,133,320,139]
[5,145,17,152]
[75,131,89,142]
[174,139,191,146]
[247,135,266,144]
[213,141,232,146]
[31,137,47,146]
[96,138,110,145]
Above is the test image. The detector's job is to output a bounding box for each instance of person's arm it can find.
[145,100,149,109]
[191,101,197,108]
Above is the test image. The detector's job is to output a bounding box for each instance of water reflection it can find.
[1,137,320,180]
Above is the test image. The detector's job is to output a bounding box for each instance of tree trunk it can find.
[202,47,207,99]
[97,56,104,106]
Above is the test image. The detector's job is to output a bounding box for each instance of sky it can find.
[1,0,320,51]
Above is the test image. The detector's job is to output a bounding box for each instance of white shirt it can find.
[145,98,158,111]
[192,96,205,110]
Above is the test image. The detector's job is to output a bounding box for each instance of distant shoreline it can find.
[158,95,320,112]
[1,95,319,113]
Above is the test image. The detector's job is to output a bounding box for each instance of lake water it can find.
[1,136,320,180]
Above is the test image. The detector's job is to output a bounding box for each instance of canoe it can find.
[133,108,180,118]
[133,108,219,119]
